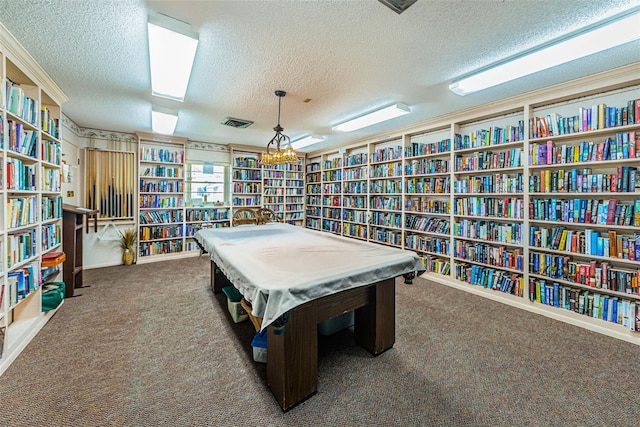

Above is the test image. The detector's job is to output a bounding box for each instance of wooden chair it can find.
[256,207,283,224]
[232,207,258,226]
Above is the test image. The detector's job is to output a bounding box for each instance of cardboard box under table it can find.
[195,223,423,411]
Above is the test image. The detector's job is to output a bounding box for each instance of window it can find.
[186,161,228,206]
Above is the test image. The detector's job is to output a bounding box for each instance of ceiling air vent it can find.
[221,117,254,128]
[379,0,418,14]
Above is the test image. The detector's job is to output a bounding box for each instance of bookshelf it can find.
[1,23,67,374]
[231,151,262,209]
[321,151,342,235]
[305,65,640,344]
[369,139,403,247]
[305,157,321,230]
[184,206,230,252]
[137,134,186,262]
[283,160,305,225]
[342,146,369,240]
[404,129,452,275]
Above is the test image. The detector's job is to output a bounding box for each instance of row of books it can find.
[529,198,640,227]
[453,220,523,245]
[453,197,524,219]
[370,195,402,210]
[184,222,229,238]
[453,173,523,194]
[455,263,524,296]
[285,188,304,195]
[306,218,321,230]
[138,239,183,256]
[529,253,640,295]
[7,120,38,157]
[370,212,402,229]
[405,198,450,215]
[306,196,321,207]
[344,167,367,181]
[322,219,342,234]
[369,227,402,246]
[262,204,284,212]
[139,195,182,208]
[263,187,286,195]
[323,158,342,170]
[6,158,37,191]
[405,158,449,176]
[139,210,183,224]
[530,166,638,193]
[40,106,59,139]
[405,176,450,194]
[530,132,639,166]
[140,147,184,164]
[307,172,321,183]
[454,148,523,172]
[41,223,61,251]
[42,167,61,192]
[306,162,321,172]
[454,242,523,272]
[343,223,367,239]
[4,79,39,125]
[139,225,183,241]
[322,195,341,207]
[529,98,640,138]
[306,207,321,217]
[7,196,37,229]
[456,122,525,149]
[322,170,342,182]
[42,139,62,165]
[232,196,261,206]
[343,195,367,209]
[344,153,368,166]
[405,138,452,157]
[140,179,184,193]
[6,263,40,308]
[370,179,403,194]
[343,181,367,193]
[370,162,403,178]
[370,146,403,163]
[42,195,63,222]
[323,208,341,219]
[422,256,450,275]
[323,183,341,194]
[8,229,37,267]
[232,170,260,180]
[529,279,639,331]
[531,227,640,261]
[141,166,182,178]
[405,215,450,234]
[264,162,302,172]
[405,234,449,255]
[186,208,229,222]
[262,196,285,203]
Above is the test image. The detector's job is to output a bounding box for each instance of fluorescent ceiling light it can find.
[332,103,410,132]
[291,135,325,149]
[148,13,199,101]
[152,107,179,135]
[449,8,640,96]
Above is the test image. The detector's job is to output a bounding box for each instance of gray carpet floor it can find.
[1,255,638,426]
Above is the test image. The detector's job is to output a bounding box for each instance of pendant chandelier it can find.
[262,90,298,166]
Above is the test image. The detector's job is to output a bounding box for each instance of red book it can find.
[635,99,640,124]
[606,200,618,225]
[630,131,636,158]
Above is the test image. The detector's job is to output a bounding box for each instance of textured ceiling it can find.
[0,0,639,153]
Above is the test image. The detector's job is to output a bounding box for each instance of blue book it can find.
[611,299,618,323]
[602,297,609,321]
[553,283,560,307]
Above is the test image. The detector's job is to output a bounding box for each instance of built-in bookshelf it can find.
[231,151,262,208]
[1,24,67,375]
[404,129,452,275]
[304,66,640,344]
[321,151,343,235]
[305,158,321,230]
[369,140,403,247]
[282,160,305,225]
[137,135,186,262]
[184,206,230,251]
[342,146,369,240]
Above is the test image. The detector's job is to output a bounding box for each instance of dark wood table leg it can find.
[211,260,230,293]
[354,278,395,355]
[267,303,318,411]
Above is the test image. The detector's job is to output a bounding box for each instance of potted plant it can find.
[118,228,137,265]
